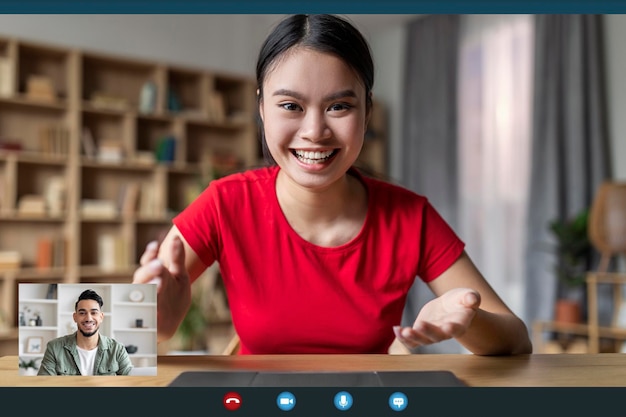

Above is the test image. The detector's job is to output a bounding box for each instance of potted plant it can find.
[548,209,592,323]
[19,357,40,376]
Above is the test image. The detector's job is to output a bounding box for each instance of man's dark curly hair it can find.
[75,289,103,311]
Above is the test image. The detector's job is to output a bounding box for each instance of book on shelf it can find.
[97,139,124,164]
[138,184,156,217]
[36,238,53,269]
[26,75,56,102]
[0,140,22,151]
[207,91,226,123]
[46,283,58,300]
[81,128,97,160]
[98,234,116,271]
[133,151,156,166]
[0,173,4,212]
[90,91,129,111]
[52,238,67,268]
[0,57,14,98]
[0,250,21,270]
[17,194,46,217]
[119,182,140,217]
[39,125,69,156]
[80,199,118,219]
[155,136,176,163]
[36,237,68,270]
[45,176,66,217]
[97,234,129,271]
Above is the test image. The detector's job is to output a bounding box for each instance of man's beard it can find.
[79,326,98,338]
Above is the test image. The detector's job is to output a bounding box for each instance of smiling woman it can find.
[132,14,531,357]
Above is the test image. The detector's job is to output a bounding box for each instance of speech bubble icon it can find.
[393,397,404,407]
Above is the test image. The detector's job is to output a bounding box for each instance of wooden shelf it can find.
[0,34,259,343]
[533,272,626,353]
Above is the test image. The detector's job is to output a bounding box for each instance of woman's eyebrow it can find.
[272,89,303,99]
[272,88,357,101]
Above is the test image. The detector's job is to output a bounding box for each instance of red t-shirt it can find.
[173,166,464,354]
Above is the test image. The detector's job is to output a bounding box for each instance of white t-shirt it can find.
[76,346,98,376]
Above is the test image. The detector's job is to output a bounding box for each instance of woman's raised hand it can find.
[133,235,191,342]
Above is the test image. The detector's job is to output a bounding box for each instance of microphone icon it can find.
[334,391,353,411]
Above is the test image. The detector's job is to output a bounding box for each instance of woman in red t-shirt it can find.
[133,14,532,356]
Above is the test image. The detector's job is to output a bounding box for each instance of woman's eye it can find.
[328,103,351,112]
[280,102,300,111]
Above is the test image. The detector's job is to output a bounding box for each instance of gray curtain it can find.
[400,15,462,353]
[525,15,612,327]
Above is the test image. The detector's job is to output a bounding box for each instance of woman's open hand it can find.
[393,288,481,350]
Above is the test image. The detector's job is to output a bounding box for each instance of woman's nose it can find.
[299,110,331,142]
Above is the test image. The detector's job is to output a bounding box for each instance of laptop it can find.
[168,370,467,387]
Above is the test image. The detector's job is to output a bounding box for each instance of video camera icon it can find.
[276,391,296,411]
[388,392,408,412]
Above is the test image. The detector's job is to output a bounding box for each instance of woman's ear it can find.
[257,89,265,123]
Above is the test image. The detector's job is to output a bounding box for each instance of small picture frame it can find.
[25,336,43,354]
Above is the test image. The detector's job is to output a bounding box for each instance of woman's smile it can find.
[291,148,339,168]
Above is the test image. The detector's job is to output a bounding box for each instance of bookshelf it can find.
[0,35,258,353]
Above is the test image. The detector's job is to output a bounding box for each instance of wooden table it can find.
[2,353,626,387]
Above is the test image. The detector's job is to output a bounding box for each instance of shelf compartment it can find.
[185,123,247,171]
[112,305,156,330]
[80,165,153,207]
[79,222,132,269]
[167,170,204,214]
[17,41,70,102]
[135,223,170,263]
[136,116,177,164]
[213,75,255,123]
[81,109,130,161]
[0,223,67,268]
[0,100,69,154]
[82,53,159,112]
[167,66,205,116]
[15,162,68,219]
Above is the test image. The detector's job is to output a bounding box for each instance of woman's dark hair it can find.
[256,14,375,164]
[75,289,103,311]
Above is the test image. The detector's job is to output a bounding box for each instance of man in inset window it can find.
[38,289,132,375]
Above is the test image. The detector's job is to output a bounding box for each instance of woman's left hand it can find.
[393,288,481,350]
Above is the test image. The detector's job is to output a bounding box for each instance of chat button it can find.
[388,392,408,412]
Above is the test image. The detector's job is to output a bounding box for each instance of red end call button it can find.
[223,392,242,411]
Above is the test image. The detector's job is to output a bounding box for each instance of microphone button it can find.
[333,391,353,411]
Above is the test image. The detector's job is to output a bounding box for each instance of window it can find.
[457,15,534,318]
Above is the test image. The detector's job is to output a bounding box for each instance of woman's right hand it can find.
[133,235,191,342]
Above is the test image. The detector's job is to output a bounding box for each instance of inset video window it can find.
[18,283,156,376]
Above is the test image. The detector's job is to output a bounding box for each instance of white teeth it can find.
[294,149,335,164]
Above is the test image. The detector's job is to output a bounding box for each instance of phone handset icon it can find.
[223,392,242,410]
